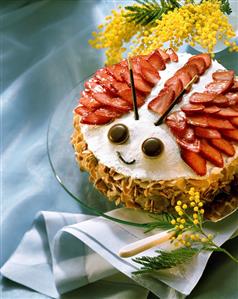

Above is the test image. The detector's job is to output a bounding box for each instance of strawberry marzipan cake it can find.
[71,49,238,218]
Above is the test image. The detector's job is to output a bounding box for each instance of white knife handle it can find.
[119,230,175,258]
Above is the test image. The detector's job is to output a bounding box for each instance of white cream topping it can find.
[80,53,238,181]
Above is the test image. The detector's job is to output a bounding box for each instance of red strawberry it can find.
[85,79,105,93]
[166,111,187,137]
[225,92,238,105]
[157,49,170,63]
[116,87,145,107]
[183,127,196,142]
[181,103,205,113]
[204,106,221,114]
[74,105,92,116]
[187,58,206,75]
[166,48,178,62]
[231,80,238,92]
[210,138,235,157]
[177,138,200,153]
[221,129,238,142]
[121,68,152,94]
[165,77,183,98]
[212,70,235,81]
[80,92,102,110]
[216,107,238,117]
[175,70,192,89]
[206,79,233,94]
[200,139,224,168]
[207,116,234,130]
[213,95,229,107]
[195,127,221,139]
[140,63,161,85]
[180,148,207,176]
[189,92,215,104]
[188,54,211,68]
[93,93,131,112]
[230,117,238,127]
[148,88,175,115]
[95,107,123,118]
[187,116,208,127]
[107,63,124,82]
[185,64,200,82]
[80,113,113,125]
[147,50,166,70]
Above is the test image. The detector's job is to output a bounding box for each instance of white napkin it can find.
[1,208,237,299]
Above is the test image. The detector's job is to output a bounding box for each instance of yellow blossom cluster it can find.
[170,187,214,247]
[89,1,237,65]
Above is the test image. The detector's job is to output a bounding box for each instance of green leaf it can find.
[133,247,200,273]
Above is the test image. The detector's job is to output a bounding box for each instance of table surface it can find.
[1,1,238,298]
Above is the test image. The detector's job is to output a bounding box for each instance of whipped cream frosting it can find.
[80,53,238,181]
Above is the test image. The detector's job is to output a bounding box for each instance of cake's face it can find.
[72,49,238,218]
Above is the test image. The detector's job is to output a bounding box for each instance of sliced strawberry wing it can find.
[187,116,208,127]
[165,77,183,98]
[207,116,234,130]
[85,79,105,93]
[157,48,170,62]
[230,117,238,127]
[216,107,238,117]
[175,70,192,89]
[140,62,161,85]
[121,68,152,94]
[183,127,196,142]
[200,139,224,168]
[80,92,102,110]
[148,88,175,115]
[188,54,211,68]
[166,111,187,137]
[187,58,206,75]
[166,48,178,62]
[181,103,205,114]
[194,127,221,139]
[147,50,166,70]
[106,63,124,82]
[80,113,113,125]
[225,92,238,105]
[117,87,145,107]
[231,79,238,92]
[93,92,131,111]
[74,105,92,116]
[210,138,235,157]
[95,107,123,118]
[186,64,200,82]
[205,79,233,94]
[213,95,230,107]
[177,138,200,153]
[189,92,215,104]
[204,106,221,114]
[180,148,207,176]
[221,129,238,142]
[212,70,235,81]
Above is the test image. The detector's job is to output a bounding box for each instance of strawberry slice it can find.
[107,63,124,82]
[189,92,215,104]
[148,88,175,115]
[187,58,206,75]
[140,62,161,85]
[225,92,238,105]
[95,69,118,95]
[95,107,123,118]
[181,103,205,114]
[186,64,200,82]
[221,129,238,142]
[166,48,178,62]
[147,50,166,70]
[231,79,238,92]
[175,70,192,89]
[212,70,235,81]
[80,92,102,110]
[166,111,187,137]
[177,138,200,153]
[85,79,105,93]
[74,105,92,116]
[157,49,170,63]
[93,93,131,112]
[230,117,238,127]
[187,116,208,127]
[180,148,207,176]
[188,54,211,68]
[204,106,221,114]
[183,127,196,142]
[213,95,229,107]
[216,107,238,117]
[206,79,233,94]
[80,113,113,125]
[207,116,234,130]
[200,139,224,168]
[195,127,221,139]
[116,87,145,107]
[210,138,235,156]
[165,77,183,98]
[121,68,152,93]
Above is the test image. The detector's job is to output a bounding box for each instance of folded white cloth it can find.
[1,208,237,299]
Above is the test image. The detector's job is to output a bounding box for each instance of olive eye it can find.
[142,137,164,158]
[108,124,129,144]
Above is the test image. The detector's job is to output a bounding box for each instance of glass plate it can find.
[47,77,117,215]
